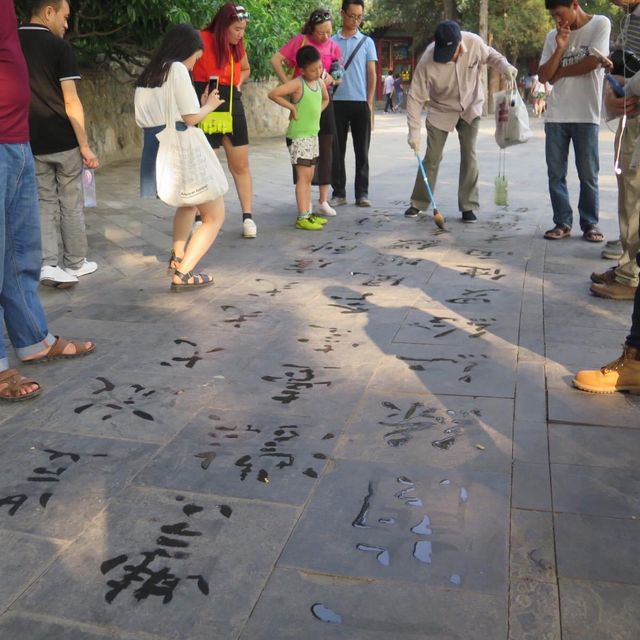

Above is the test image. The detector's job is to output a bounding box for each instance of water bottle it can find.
[494,175,508,206]
[83,168,97,207]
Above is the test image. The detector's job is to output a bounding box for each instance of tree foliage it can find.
[14,0,338,79]
[368,0,625,65]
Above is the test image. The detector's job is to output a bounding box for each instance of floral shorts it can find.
[287,136,319,166]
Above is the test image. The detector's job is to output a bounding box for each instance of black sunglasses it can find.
[233,5,250,20]
[311,11,332,24]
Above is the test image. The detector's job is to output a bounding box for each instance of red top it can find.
[0,0,31,143]
[192,31,245,86]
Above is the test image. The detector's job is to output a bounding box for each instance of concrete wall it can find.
[78,71,289,166]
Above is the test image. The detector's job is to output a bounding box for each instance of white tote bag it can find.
[494,86,532,149]
[156,65,228,207]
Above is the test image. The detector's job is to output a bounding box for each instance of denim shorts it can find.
[139,122,187,198]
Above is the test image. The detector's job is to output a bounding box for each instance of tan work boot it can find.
[573,345,640,394]
[590,280,637,300]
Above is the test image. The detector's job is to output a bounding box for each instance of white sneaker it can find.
[316,201,337,217]
[64,259,98,277]
[40,265,78,289]
[243,218,257,238]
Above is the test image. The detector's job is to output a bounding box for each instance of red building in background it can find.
[371,27,418,102]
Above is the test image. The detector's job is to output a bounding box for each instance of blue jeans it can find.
[545,122,600,231]
[0,143,55,371]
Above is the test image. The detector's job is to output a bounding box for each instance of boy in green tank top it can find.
[269,46,329,230]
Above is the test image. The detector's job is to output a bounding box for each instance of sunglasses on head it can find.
[233,5,250,20]
[311,10,332,24]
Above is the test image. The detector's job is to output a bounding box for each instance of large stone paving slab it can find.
[368,343,518,398]
[559,578,640,640]
[0,614,130,640]
[335,390,513,474]
[0,430,156,539]
[555,513,640,585]
[15,371,209,444]
[0,530,67,614]
[551,464,640,519]
[12,487,298,640]
[239,567,507,640]
[134,410,337,505]
[279,459,510,594]
[549,423,640,468]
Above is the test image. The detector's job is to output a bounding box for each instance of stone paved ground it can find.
[1,113,639,640]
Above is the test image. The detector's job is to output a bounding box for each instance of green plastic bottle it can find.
[494,175,508,206]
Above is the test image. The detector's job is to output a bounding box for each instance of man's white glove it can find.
[504,65,518,82]
[408,137,420,154]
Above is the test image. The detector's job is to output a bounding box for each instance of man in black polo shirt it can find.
[19,0,99,288]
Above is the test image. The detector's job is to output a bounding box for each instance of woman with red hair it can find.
[193,3,256,238]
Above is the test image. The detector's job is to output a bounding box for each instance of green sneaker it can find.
[308,214,328,225]
[296,216,323,230]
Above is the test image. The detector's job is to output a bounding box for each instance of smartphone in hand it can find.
[590,47,613,69]
[208,76,219,93]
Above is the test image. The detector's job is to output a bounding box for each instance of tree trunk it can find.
[443,0,456,20]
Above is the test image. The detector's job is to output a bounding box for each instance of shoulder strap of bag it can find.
[163,63,178,130]
[333,34,368,95]
[228,55,234,112]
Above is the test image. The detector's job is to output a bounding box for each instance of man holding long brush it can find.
[404,20,516,224]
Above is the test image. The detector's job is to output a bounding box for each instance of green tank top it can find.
[286,77,322,140]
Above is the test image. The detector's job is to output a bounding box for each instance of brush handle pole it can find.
[415,152,438,210]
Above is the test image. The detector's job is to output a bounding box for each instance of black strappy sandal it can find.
[170,269,214,293]
[167,251,183,274]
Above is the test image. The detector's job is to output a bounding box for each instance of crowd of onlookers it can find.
[2,0,640,401]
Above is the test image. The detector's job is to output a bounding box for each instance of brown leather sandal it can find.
[583,226,605,243]
[22,336,96,365]
[170,270,214,292]
[544,225,571,240]
[0,368,41,402]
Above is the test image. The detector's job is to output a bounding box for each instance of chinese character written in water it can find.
[456,265,507,281]
[464,248,514,260]
[262,363,335,404]
[297,324,357,354]
[73,377,159,422]
[377,400,480,448]
[328,292,373,314]
[408,316,497,339]
[249,278,300,298]
[445,288,500,305]
[372,254,422,268]
[285,257,333,273]
[351,272,405,287]
[387,238,439,251]
[100,497,231,605]
[220,305,263,329]
[160,338,224,369]
[396,353,488,383]
[307,241,359,255]
[0,448,108,516]
[352,476,433,568]
[194,417,334,484]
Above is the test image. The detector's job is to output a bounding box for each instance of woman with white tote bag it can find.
[135,24,228,292]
